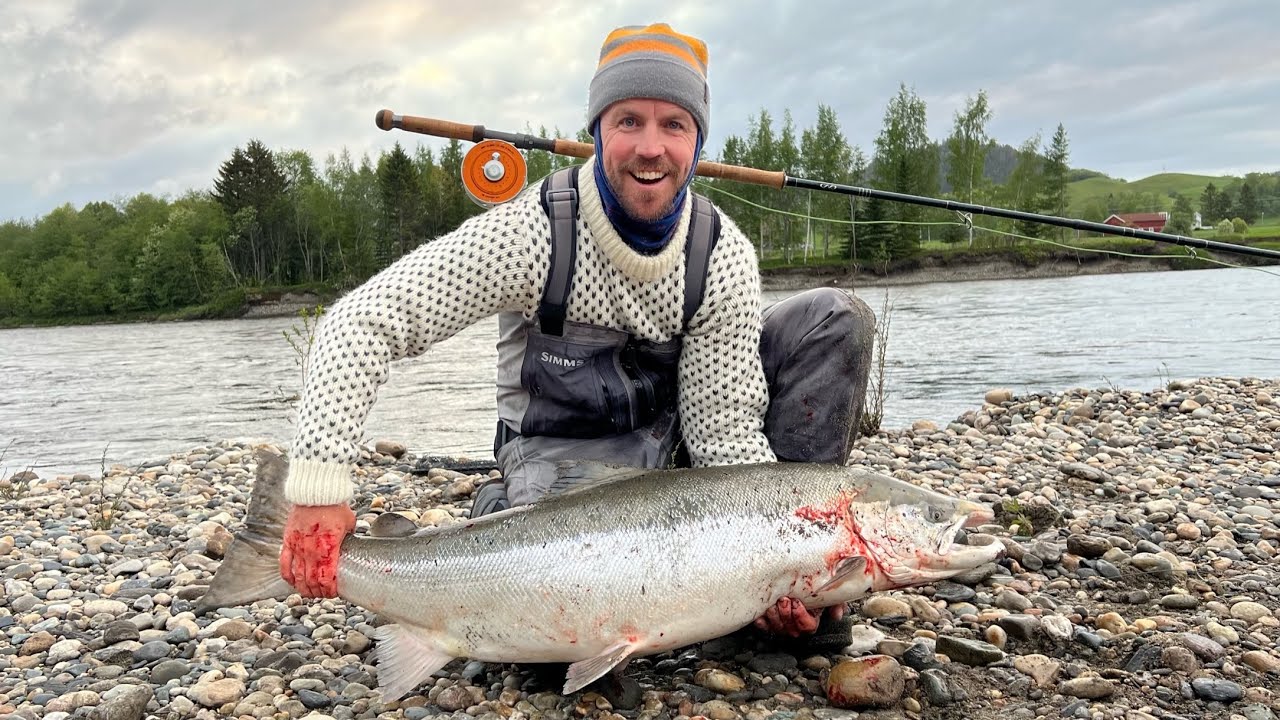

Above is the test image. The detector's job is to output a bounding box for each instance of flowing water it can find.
[2,267,1277,478]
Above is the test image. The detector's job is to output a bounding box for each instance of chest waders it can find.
[482,166,720,511]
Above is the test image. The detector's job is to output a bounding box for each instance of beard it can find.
[605,160,683,222]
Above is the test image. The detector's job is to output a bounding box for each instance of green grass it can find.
[1192,223,1280,240]
[1067,172,1238,214]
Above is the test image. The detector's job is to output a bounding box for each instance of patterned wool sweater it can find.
[285,158,776,505]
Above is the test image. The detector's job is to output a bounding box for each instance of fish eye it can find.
[927,507,945,523]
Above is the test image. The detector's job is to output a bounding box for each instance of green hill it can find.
[1067,172,1239,215]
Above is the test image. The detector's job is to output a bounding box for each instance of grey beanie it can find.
[586,23,710,136]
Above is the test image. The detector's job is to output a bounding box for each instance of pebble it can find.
[1058,676,1115,700]
[1231,601,1273,624]
[861,596,912,620]
[825,655,905,709]
[1161,646,1200,672]
[187,678,245,708]
[1191,678,1244,703]
[694,668,745,694]
[1242,651,1280,674]
[94,685,152,720]
[0,380,1276,720]
[936,635,1004,666]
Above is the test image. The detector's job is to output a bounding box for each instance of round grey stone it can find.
[132,640,172,663]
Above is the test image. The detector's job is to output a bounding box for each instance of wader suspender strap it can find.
[538,167,580,336]
[538,166,720,335]
[682,195,720,329]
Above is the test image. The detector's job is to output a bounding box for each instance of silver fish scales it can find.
[199,450,1002,699]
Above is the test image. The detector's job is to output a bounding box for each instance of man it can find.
[279,23,874,646]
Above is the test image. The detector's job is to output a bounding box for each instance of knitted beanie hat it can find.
[587,23,710,136]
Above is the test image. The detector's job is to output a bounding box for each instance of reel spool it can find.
[461,139,528,207]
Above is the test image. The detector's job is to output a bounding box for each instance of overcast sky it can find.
[2,0,1276,223]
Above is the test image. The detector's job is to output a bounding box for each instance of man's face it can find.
[598,98,699,222]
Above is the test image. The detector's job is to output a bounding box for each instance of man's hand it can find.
[753,597,846,637]
[280,504,356,598]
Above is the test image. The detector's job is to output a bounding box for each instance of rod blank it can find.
[377,109,1280,262]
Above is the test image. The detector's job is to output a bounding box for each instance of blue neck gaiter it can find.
[592,124,704,255]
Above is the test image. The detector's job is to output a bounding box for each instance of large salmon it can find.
[197,450,1001,699]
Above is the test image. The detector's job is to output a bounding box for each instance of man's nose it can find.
[634,126,664,158]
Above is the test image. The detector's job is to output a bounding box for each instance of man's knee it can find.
[762,288,875,371]
[806,288,874,342]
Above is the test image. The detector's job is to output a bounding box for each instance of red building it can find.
[1103,212,1168,232]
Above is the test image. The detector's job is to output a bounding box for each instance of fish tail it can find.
[195,448,296,614]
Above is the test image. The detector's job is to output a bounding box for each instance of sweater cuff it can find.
[284,458,355,506]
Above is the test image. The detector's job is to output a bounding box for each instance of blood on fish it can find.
[794,504,843,526]
[794,494,882,585]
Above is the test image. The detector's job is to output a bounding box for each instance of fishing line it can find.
[697,182,1280,278]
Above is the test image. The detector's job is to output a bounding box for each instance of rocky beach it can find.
[1,376,1277,720]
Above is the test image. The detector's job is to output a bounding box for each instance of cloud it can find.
[1,0,1277,221]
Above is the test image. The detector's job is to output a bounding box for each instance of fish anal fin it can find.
[817,556,868,593]
[373,624,454,702]
[563,641,635,694]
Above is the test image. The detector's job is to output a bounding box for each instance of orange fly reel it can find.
[461,139,528,207]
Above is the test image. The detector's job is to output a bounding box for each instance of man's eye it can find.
[621,117,637,127]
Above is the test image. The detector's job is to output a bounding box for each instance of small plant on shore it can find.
[0,439,35,500]
[89,444,135,531]
[280,304,325,412]
[283,304,325,377]
[859,290,895,436]
[1157,362,1172,390]
[999,498,1036,536]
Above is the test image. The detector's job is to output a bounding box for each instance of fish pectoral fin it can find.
[372,624,454,702]
[563,641,636,695]
[817,556,868,593]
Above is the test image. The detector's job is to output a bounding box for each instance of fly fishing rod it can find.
[375,109,1280,262]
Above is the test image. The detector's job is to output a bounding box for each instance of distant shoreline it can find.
[758,254,1196,292]
[2,247,1270,327]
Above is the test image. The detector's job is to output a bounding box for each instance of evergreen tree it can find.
[1209,186,1234,225]
[212,139,291,284]
[1235,181,1259,224]
[1040,123,1071,236]
[377,142,421,262]
[1165,193,1195,236]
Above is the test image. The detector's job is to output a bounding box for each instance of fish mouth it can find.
[956,500,995,528]
[932,500,1001,564]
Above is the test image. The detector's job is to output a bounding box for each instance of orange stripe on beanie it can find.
[587,23,710,136]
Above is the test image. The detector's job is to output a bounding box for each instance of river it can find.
[2,266,1277,479]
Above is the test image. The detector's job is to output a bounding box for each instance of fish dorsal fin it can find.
[373,624,454,701]
[563,641,636,694]
[549,461,651,496]
[817,556,868,593]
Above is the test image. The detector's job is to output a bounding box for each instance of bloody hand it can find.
[280,504,356,598]
[753,597,846,637]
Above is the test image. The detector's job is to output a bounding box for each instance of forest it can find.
[2,85,1277,325]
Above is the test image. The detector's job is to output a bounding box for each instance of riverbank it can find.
[758,242,1279,292]
[1,377,1278,719]
[5,242,1275,328]
[759,255,1184,292]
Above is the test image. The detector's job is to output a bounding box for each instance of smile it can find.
[631,171,666,185]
